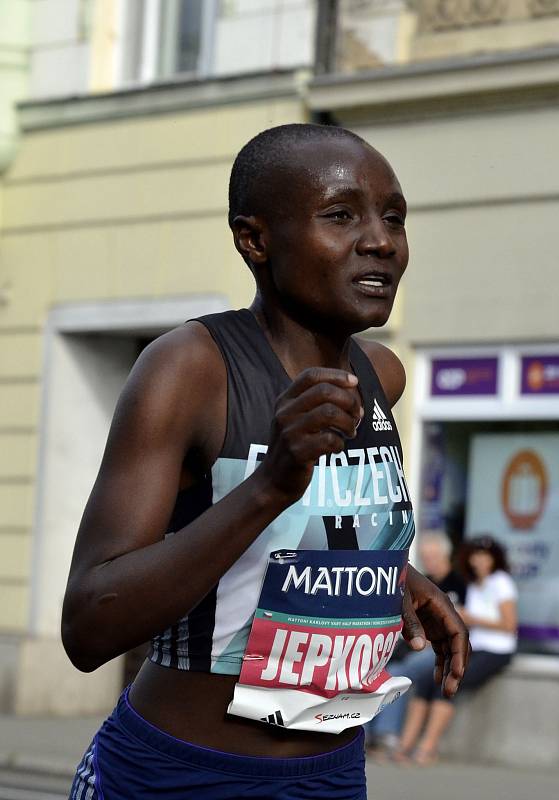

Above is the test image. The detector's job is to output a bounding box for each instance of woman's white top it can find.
[466,570,518,654]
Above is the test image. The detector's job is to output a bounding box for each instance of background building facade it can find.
[1,0,558,765]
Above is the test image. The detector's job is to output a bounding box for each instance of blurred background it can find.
[0,0,558,795]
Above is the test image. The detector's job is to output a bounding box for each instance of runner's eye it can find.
[324,209,353,221]
[383,212,406,227]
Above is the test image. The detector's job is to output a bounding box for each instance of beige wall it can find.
[350,105,559,346]
[327,99,559,471]
[0,95,305,635]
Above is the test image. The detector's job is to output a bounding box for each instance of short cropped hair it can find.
[420,530,453,559]
[228,123,368,227]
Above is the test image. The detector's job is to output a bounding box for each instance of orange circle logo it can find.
[501,450,548,530]
[526,362,545,391]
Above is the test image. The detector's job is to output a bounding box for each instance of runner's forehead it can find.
[292,140,403,203]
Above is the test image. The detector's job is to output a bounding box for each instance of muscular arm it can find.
[62,323,285,671]
[62,327,362,672]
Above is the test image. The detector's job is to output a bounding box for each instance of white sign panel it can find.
[466,434,559,652]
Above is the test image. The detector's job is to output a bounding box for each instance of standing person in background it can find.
[396,535,517,765]
[366,531,465,757]
[419,530,466,608]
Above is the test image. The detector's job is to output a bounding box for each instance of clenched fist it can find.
[258,367,364,503]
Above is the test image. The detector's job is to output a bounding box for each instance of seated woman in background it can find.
[395,535,517,765]
[366,530,466,757]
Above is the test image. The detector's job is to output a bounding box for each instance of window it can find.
[159,0,216,79]
[119,0,315,87]
[120,0,217,85]
[419,420,559,655]
[414,346,559,657]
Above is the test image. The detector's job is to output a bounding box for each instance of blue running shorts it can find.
[69,687,367,800]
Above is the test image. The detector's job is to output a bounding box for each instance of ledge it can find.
[307,46,559,118]
[508,653,559,679]
[16,47,559,133]
[47,295,229,335]
[17,68,308,131]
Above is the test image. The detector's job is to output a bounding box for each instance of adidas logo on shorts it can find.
[372,398,392,431]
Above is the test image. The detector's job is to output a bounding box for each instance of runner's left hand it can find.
[402,565,471,698]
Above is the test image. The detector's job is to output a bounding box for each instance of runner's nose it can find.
[355,216,395,258]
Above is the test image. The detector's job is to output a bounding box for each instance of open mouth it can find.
[353,272,393,293]
[355,271,391,287]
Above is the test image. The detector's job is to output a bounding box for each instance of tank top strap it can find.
[348,337,403,452]
[192,309,290,458]
[349,337,387,401]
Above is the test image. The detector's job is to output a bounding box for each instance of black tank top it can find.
[149,309,415,674]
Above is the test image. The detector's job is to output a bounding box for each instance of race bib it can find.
[228,549,411,733]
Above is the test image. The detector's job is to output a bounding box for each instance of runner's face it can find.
[265,139,408,332]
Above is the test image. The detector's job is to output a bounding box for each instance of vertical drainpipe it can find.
[311,0,339,126]
[0,0,31,173]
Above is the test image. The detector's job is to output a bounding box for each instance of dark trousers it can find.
[414,650,512,703]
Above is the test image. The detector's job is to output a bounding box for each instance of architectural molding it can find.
[18,69,307,131]
[47,295,228,335]
[307,45,559,116]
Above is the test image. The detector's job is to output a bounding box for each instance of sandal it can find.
[367,746,393,764]
[390,746,414,765]
[412,748,438,766]
[366,734,400,763]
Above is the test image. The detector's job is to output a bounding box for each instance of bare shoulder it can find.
[353,337,406,408]
[136,320,224,383]
[112,320,226,453]
[128,320,224,398]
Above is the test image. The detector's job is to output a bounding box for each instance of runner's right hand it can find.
[258,368,364,502]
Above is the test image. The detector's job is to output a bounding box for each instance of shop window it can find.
[420,420,559,655]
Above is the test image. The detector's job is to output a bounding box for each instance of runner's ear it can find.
[230,215,268,267]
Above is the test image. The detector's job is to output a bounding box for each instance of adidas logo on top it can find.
[372,398,392,431]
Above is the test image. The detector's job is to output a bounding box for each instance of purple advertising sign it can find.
[518,624,559,643]
[521,355,559,395]
[430,357,499,397]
